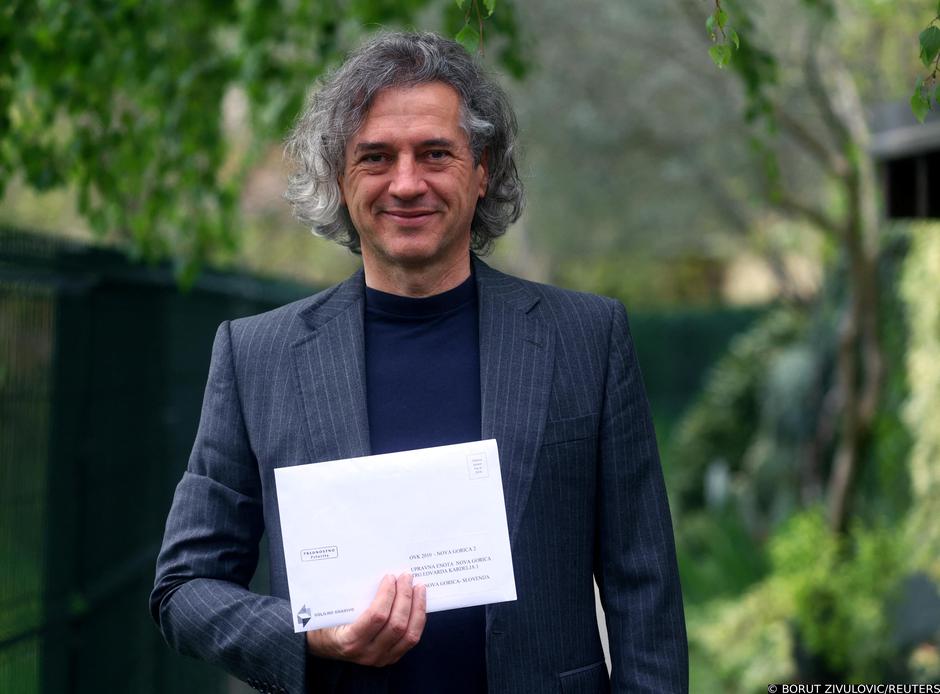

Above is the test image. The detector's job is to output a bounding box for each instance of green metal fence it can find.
[0,229,315,694]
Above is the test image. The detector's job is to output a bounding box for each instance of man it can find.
[151,31,687,694]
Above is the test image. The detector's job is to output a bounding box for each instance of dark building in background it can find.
[870,101,940,220]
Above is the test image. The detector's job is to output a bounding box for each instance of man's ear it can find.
[338,174,346,206]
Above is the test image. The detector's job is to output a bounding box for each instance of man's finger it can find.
[369,573,415,652]
[384,582,427,664]
[344,574,397,646]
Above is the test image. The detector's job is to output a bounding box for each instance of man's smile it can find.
[380,209,440,226]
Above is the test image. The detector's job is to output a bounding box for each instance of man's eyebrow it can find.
[419,138,457,149]
[353,138,459,153]
[353,141,389,153]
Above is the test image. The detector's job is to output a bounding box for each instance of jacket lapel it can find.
[475,259,556,545]
[289,270,371,465]
[288,259,556,545]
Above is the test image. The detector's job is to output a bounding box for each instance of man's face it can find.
[339,82,488,279]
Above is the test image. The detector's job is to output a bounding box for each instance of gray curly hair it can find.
[284,31,524,255]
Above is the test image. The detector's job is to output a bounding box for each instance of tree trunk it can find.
[788,46,885,532]
[824,70,884,531]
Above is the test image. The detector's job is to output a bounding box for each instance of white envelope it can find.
[274,439,517,632]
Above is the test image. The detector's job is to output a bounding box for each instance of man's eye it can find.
[426,150,449,160]
[361,153,387,163]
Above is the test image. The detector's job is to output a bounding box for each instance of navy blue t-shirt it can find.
[364,273,487,694]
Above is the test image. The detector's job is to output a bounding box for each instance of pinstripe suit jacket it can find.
[150,258,688,694]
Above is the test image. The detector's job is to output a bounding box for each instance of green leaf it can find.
[706,14,716,36]
[456,23,480,54]
[919,26,940,67]
[709,44,732,69]
[729,28,740,50]
[715,9,727,29]
[911,82,930,123]
[455,0,466,9]
[483,0,496,17]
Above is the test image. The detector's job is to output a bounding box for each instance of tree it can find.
[0,0,524,283]
[3,5,927,507]
[707,0,939,122]
[691,0,930,532]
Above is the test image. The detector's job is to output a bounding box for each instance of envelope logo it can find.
[297,605,311,628]
[467,453,489,480]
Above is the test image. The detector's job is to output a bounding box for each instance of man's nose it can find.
[388,156,428,199]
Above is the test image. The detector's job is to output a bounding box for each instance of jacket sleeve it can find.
[149,321,308,694]
[594,300,689,693]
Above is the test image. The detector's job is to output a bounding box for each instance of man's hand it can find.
[305,573,427,667]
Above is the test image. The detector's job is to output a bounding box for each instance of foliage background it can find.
[2,0,939,691]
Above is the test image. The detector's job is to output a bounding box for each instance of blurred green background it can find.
[1,0,938,692]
